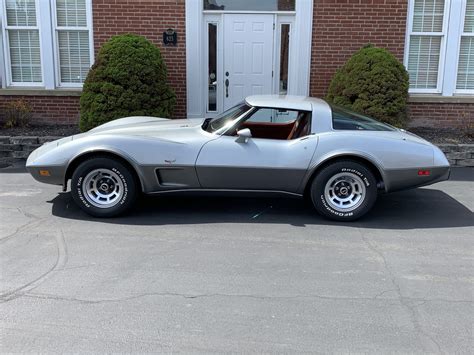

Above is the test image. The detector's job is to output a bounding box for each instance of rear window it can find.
[331,105,397,131]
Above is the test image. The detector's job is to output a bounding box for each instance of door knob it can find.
[225,78,229,98]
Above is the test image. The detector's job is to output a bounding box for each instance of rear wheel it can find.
[71,157,138,217]
[310,161,377,221]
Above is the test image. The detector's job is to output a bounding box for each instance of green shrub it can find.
[4,99,32,128]
[79,34,176,131]
[326,44,409,127]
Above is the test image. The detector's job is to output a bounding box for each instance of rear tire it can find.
[310,161,377,221]
[71,157,138,217]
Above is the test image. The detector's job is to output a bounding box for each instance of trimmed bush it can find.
[326,44,409,127]
[80,34,176,131]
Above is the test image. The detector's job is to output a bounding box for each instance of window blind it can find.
[407,0,445,90]
[56,0,91,84]
[456,0,474,90]
[5,0,42,83]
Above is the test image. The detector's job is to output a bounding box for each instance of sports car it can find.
[26,95,450,221]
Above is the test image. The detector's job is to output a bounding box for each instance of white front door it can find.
[223,14,274,110]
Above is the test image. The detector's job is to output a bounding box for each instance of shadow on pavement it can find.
[49,187,473,230]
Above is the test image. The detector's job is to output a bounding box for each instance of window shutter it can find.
[456,0,474,90]
[5,0,42,83]
[407,0,445,90]
[56,0,91,84]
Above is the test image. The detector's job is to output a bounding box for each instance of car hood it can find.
[80,116,206,142]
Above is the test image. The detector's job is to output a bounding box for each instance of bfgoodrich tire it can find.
[71,157,138,217]
[310,161,377,221]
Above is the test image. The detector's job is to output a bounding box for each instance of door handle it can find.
[225,78,229,98]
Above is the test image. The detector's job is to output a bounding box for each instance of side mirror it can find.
[236,128,252,143]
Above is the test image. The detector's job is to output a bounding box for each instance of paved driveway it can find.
[1,165,473,353]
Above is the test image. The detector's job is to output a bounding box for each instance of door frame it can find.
[185,0,313,119]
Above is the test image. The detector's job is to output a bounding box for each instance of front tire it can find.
[310,161,377,221]
[71,157,138,217]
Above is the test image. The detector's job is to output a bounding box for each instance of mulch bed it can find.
[0,125,472,145]
[0,125,80,137]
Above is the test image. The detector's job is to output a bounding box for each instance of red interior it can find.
[240,121,295,140]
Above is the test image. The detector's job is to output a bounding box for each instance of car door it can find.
[195,107,318,193]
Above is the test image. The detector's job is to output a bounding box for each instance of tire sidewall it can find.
[71,158,136,217]
[311,161,377,221]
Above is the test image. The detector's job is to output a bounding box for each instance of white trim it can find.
[203,14,222,117]
[274,16,294,95]
[0,0,94,89]
[292,0,312,96]
[454,0,474,94]
[51,0,94,88]
[186,0,204,118]
[1,0,44,87]
[0,8,5,89]
[404,0,450,94]
[185,0,313,118]
[405,0,473,96]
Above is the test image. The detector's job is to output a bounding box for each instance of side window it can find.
[233,108,311,140]
[331,106,396,131]
[247,108,299,123]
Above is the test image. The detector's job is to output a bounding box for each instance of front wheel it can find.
[71,157,138,217]
[310,161,377,221]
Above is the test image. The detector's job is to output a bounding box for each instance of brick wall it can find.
[0,0,186,126]
[93,0,186,118]
[310,0,408,98]
[408,102,474,129]
[309,0,473,128]
[0,96,80,125]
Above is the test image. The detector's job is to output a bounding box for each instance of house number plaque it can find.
[163,29,177,46]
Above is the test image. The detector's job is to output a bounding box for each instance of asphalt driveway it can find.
[1,164,473,353]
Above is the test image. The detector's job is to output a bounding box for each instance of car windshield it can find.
[203,102,252,133]
[331,105,397,131]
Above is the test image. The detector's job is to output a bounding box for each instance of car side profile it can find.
[26,95,450,221]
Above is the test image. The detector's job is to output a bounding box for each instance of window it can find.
[279,24,290,94]
[207,23,217,112]
[204,0,295,12]
[0,0,93,88]
[232,108,311,140]
[3,0,42,84]
[405,0,474,95]
[54,0,92,85]
[457,0,474,91]
[331,106,397,131]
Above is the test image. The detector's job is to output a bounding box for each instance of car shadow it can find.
[49,187,473,230]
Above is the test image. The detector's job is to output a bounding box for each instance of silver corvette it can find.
[26,95,450,221]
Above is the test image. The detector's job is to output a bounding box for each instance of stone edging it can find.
[0,136,473,167]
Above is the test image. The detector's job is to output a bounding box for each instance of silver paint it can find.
[26,95,450,196]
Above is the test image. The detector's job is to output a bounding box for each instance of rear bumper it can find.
[384,166,450,192]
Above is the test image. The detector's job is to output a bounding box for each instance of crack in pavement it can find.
[0,229,68,302]
[20,290,474,306]
[357,227,443,353]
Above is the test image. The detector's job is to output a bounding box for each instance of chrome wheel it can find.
[324,172,366,212]
[82,168,124,209]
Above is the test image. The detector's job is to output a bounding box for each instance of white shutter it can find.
[456,0,474,90]
[407,0,445,90]
[5,0,42,83]
[55,0,91,85]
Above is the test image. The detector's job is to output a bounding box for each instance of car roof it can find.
[245,95,328,111]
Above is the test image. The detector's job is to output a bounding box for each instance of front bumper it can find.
[26,165,66,186]
[384,166,450,192]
